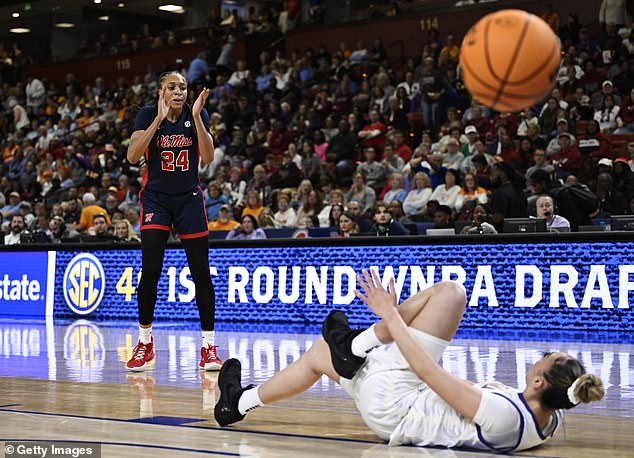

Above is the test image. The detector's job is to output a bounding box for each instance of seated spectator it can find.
[594,94,620,133]
[356,146,386,192]
[430,169,461,210]
[327,203,345,228]
[459,203,498,234]
[614,88,634,133]
[535,194,570,231]
[1,191,22,219]
[441,137,464,170]
[4,214,26,245]
[336,211,360,237]
[48,215,79,243]
[345,171,377,213]
[76,192,111,232]
[489,161,527,232]
[295,190,324,226]
[241,190,265,220]
[82,213,117,242]
[551,133,583,181]
[595,172,626,217]
[273,193,297,227]
[226,214,267,240]
[346,199,373,232]
[381,143,405,176]
[208,205,240,231]
[525,148,555,181]
[433,204,454,229]
[114,219,140,242]
[258,207,278,229]
[403,172,432,217]
[370,201,410,236]
[455,172,487,215]
[204,182,229,222]
[381,172,408,204]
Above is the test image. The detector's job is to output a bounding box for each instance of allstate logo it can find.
[63,253,106,315]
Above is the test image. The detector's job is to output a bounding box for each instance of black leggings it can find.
[137,229,215,330]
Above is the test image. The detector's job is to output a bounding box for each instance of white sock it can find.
[351,324,382,358]
[202,330,215,347]
[238,386,263,415]
[139,326,152,344]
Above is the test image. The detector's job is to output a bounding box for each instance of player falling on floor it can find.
[126,71,222,372]
[215,270,604,452]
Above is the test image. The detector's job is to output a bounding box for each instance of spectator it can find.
[48,215,78,243]
[345,171,377,213]
[241,190,265,220]
[4,214,26,245]
[114,219,140,242]
[455,172,487,215]
[273,193,296,227]
[535,194,571,231]
[381,172,407,204]
[208,204,240,231]
[187,52,209,85]
[370,201,410,236]
[226,214,267,240]
[1,191,22,219]
[357,146,387,192]
[551,133,583,181]
[81,213,117,242]
[489,161,527,232]
[336,211,359,238]
[525,148,555,181]
[429,169,461,211]
[433,204,454,229]
[459,203,498,234]
[76,192,111,232]
[345,199,373,232]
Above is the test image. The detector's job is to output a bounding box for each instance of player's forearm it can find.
[127,118,161,164]
[195,119,214,164]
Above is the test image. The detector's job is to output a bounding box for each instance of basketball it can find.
[459,9,561,112]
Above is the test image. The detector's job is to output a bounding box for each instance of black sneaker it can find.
[214,358,255,426]
[322,310,366,380]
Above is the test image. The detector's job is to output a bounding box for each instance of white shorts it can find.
[339,328,449,440]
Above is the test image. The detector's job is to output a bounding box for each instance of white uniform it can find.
[340,328,562,452]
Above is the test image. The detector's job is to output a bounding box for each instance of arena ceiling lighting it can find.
[10,27,30,33]
[11,12,19,18]
[158,4,185,14]
[54,22,75,28]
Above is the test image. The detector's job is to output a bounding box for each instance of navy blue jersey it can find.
[134,105,210,194]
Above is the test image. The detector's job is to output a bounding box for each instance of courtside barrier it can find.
[1,232,632,331]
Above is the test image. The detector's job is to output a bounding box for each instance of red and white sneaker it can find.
[126,337,155,371]
[199,344,223,371]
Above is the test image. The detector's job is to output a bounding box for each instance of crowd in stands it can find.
[1,1,634,245]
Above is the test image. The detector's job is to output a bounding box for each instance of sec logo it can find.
[63,253,106,315]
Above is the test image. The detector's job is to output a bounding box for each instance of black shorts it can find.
[139,187,209,239]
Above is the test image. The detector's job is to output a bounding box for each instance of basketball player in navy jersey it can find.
[215,270,604,452]
[126,71,222,371]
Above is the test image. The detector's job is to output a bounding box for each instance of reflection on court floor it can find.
[1,318,632,419]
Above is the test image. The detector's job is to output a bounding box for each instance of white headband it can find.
[567,377,582,405]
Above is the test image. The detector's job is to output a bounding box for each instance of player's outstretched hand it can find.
[156,85,169,122]
[355,269,398,321]
[193,88,210,118]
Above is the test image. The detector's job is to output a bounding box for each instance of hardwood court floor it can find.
[1,319,633,457]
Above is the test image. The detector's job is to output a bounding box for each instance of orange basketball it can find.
[459,9,561,112]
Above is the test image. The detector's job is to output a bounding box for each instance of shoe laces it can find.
[133,342,149,360]
[204,344,218,359]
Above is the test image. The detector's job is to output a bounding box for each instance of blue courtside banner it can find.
[0,251,50,317]
[50,241,634,331]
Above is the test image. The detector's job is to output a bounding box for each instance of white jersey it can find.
[341,330,563,453]
[389,381,562,451]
